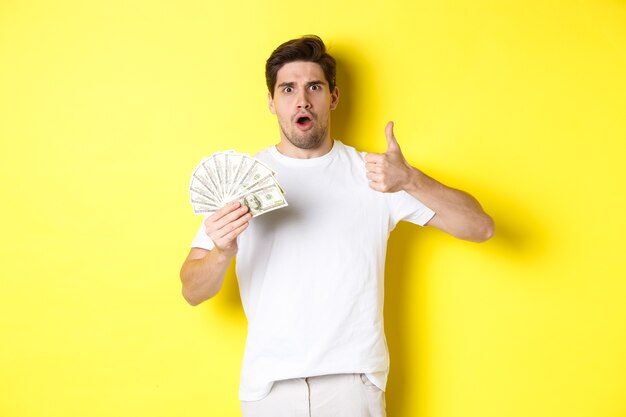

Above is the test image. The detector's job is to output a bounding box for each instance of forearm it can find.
[180,202,250,305]
[405,167,494,242]
[180,249,233,306]
[365,121,494,242]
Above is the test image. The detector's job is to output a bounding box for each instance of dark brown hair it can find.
[265,35,336,98]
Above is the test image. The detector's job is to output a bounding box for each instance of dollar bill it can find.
[237,160,274,191]
[198,158,222,200]
[188,150,287,217]
[189,174,211,194]
[191,202,217,215]
[229,183,288,217]
[211,154,225,199]
[230,174,276,200]
[230,156,255,196]
[190,191,221,208]
[224,153,244,198]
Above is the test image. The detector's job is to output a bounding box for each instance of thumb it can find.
[385,121,401,153]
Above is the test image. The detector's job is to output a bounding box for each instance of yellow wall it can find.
[1,1,625,416]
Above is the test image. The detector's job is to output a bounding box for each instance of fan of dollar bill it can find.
[189,150,288,217]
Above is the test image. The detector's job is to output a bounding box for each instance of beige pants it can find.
[240,373,386,417]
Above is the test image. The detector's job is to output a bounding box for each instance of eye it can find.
[283,87,293,93]
[310,84,321,91]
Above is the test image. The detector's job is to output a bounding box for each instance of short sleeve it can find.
[386,190,435,227]
[190,216,215,250]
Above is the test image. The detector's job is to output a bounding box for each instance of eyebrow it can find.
[277,80,326,89]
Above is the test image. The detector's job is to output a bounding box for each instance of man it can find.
[180,35,494,417]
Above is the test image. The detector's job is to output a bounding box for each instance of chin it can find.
[287,133,325,150]
[292,139,323,150]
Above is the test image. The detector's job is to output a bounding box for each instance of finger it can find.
[211,204,249,232]
[213,212,252,240]
[364,153,384,164]
[369,180,391,193]
[206,203,248,232]
[366,171,383,182]
[206,201,242,224]
[368,180,384,192]
[214,221,249,248]
[385,121,401,154]
[207,206,246,234]
[366,162,383,173]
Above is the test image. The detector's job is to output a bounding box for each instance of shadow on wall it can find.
[203,42,551,415]
[384,222,430,417]
[330,52,357,146]
[208,181,547,415]
[383,188,549,416]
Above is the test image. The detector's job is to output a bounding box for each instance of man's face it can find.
[268,61,339,151]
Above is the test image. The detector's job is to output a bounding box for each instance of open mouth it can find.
[295,116,313,130]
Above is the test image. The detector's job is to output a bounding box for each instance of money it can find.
[189,151,288,217]
[233,182,287,217]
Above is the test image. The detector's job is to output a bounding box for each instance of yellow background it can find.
[1,0,625,416]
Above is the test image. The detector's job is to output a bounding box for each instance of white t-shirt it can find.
[191,140,435,401]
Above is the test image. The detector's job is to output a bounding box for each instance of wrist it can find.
[211,246,236,263]
[403,165,423,193]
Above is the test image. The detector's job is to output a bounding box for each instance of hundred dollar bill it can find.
[237,160,274,191]
[211,154,225,200]
[229,183,288,217]
[229,155,255,197]
[213,150,234,183]
[198,158,222,200]
[190,190,221,208]
[224,153,244,198]
[191,202,217,215]
[230,173,280,200]
[189,176,221,206]
[189,149,287,217]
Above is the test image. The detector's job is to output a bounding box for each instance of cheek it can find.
[275,99,292,115]
[319,95,333,110]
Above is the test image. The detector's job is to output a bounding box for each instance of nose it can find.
[296,90,311,109]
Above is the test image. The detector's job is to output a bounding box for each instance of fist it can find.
[364,121,413,193]
[204,201,251,256]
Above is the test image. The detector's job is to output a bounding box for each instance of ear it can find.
[330,86,339,110]
[268,91,276,114]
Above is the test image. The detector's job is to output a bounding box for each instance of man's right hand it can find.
[204,201,252,257]
[180,201,251,305]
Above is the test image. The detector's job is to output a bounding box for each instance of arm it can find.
[365,121,494,243]
[180,202,251,305]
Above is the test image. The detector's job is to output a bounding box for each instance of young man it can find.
[180,35,494,417]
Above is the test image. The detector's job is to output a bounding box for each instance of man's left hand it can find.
[365,121,414,193]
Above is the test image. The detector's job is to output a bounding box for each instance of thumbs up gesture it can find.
[365,121,414,193]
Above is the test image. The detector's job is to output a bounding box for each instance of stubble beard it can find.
[279,115,329,150]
